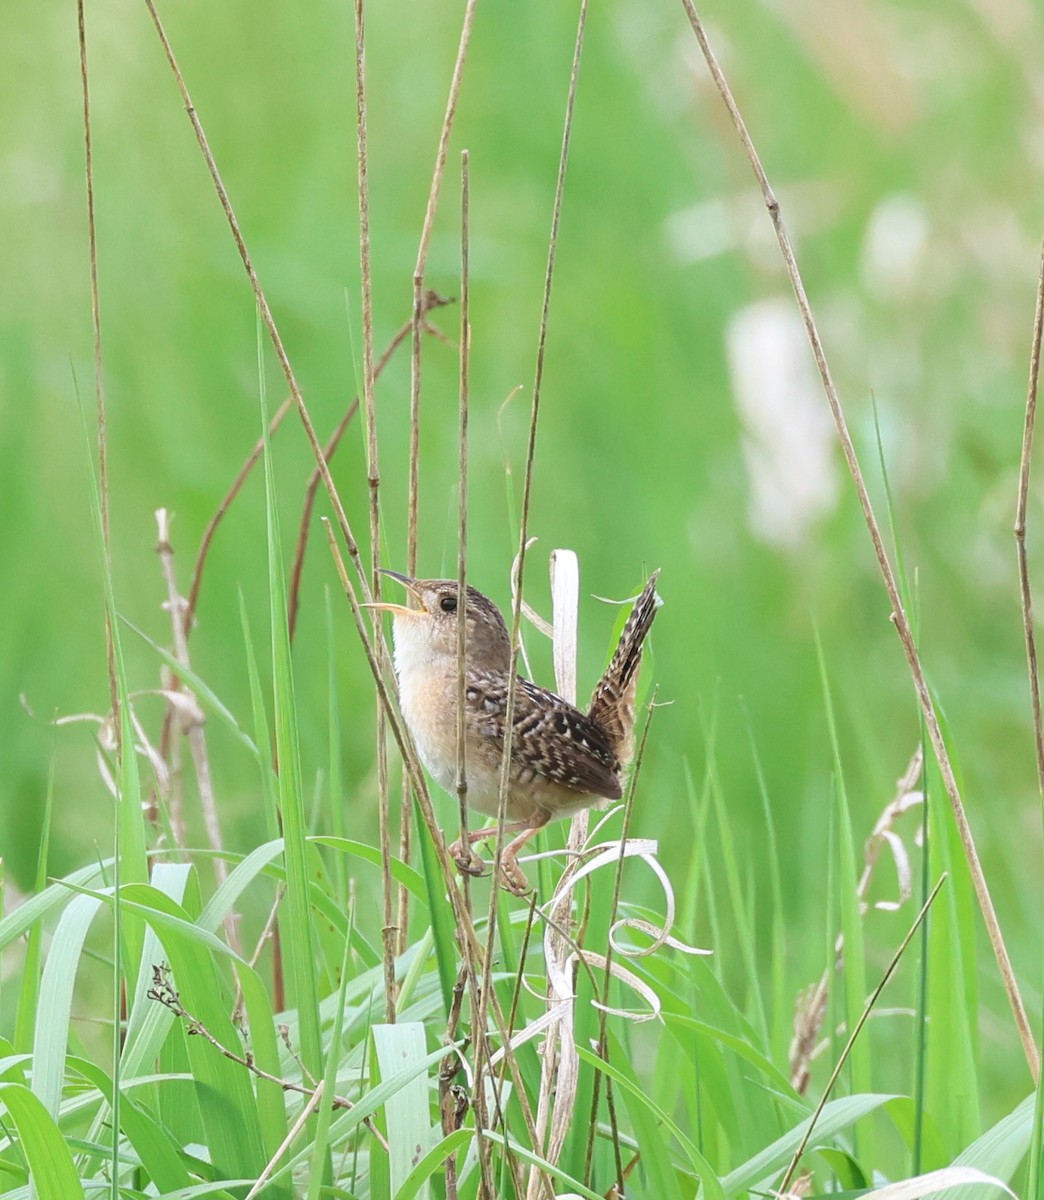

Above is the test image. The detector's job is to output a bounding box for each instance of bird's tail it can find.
[587,571,661,766]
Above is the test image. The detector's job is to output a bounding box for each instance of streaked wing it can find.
[465,674,622,800]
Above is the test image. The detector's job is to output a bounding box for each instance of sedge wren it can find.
[367,570,660,894]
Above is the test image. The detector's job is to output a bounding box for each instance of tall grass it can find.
[2,0,1043,1197]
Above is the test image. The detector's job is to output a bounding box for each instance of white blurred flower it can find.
[726,299,839,548]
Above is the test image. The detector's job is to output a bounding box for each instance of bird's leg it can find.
[448,819,531,878]
[497,810,552,896]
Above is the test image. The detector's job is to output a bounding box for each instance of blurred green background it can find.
[4,0,1042,1116]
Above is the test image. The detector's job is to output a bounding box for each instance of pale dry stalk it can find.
[1014,244,1044,798]
[526,551,582,1200]
[680,0,1040,1083]
[789,748,923,1092]
[399,0,479,964]
[155,509,241,955]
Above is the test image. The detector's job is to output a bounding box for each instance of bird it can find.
[365,569,660,894]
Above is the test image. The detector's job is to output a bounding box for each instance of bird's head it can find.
[364,571,511,673]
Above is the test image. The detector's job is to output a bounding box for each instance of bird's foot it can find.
[497,853,532,897]
[448,838,488,878]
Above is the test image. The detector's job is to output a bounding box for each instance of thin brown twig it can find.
[778,875,948,1194]
[183,395,292,640]
[352,0,396,1029]
[154,124,445,762]
[147,965,388,1149]
[155,510,241,953]
[232,883,284,1024]
[438,964,471,1200]
[477,7,589,1198]
[77,0,119,741]
[288,306,449,642]
[399,0,478,965]
[146,4,546,1168]
[477,7,592,1190]
[409,0,480,574]
[249,885,284,971]
[322,521,552,1171]
[584,693,658,1193]
[143,0,372,611]
[679,0,1041,1085]
[1014,242,1044,799]
[456,150,472,914]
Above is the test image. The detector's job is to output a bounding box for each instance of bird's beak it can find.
[361,570,427,617]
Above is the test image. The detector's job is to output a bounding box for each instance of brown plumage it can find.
[367,570,660,893]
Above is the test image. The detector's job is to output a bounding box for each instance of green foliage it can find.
[2,0,1043,1195]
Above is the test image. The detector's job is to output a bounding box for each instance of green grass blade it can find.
[579,1037,723,1199]
[814,625,872,1152]
[305,896,356,1200]
[0,1082,85,1200]
[238,591,280,838]
[258,337,323,1093]
[310,836,426,900]
[30,892,103,1119]
[325,588,349,906]
[0,861,110,951]
[939,1091,1038,1199]
[411,793,456,1017]
[721,1093,898,1196]
[13,758,54,1054]
[700,704,769,1051]
[372,1023,435,1199]
[395,1128,473,1200]
[69,1056,192,1194]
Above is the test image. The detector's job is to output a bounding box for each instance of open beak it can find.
[360,569,427,617]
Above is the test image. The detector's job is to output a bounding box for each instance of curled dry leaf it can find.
[549,549,579,705]
[857,1166,1015,1200]
[872,829,912,912]
[152,687,206,730]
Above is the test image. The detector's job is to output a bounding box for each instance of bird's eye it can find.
[440,595,457,613]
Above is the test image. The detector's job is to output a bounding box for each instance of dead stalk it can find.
[399,0,479,964]
[474,7,590,1198]
[144,0,372,610]
[789,748,924,1092]
[148,0,548,1174]
[1014,244,1044,799]
[322,523,549,1169]
[455,151,473,916]
[584,696,658,1193]
[155,510,241,953]
[779,875,947,1193]
[351,0,395,1029]
[77,0,119,740]
[679,0,1040,1084]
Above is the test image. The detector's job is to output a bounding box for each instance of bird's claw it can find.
[497,855,532,897]
[448,839,488,878]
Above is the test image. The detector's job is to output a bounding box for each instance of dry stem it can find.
[679,0,1040,1084]
[455,151,472,911]
[1014,244,1044,799]
[77,0,119,739]
[583,695,658,1193]
[155,510,241,954]
[788,748,923,1092]
[147,1,555,1178]
[778,875,947,1193]
[147,964,387,1148]
[400,0,478,968]
[351,0,396,1030]
[477,8,590,1198]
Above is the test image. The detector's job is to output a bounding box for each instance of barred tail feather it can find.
[587,571,661,766]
